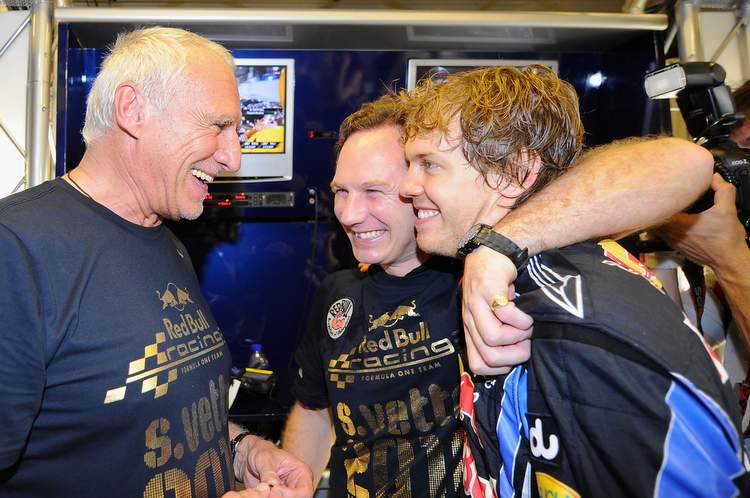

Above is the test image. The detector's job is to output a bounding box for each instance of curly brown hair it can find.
[334,93,405,160]
[402,64,584,205]
[733,79,750,112]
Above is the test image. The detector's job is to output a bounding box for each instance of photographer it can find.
[655,79,750,441]
[656,174,750,354]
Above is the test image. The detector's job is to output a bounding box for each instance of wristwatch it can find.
[230,430,252,460]
[458,223,529,271]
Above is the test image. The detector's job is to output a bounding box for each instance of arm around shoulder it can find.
[494,136,714,254]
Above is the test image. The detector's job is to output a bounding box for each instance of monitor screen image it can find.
[216,57,295,183]
[237,64,287,154]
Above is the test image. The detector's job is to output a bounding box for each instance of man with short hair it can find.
[0,27,312,498]
[399,64,748,497]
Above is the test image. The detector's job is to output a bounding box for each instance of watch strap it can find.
[476,226,529,271]
[230,430,252,461]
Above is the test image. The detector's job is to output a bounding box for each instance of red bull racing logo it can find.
[156,282,194,311]
[367,299,420,331]
[327,298,354,339]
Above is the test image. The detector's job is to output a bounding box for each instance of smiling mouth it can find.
[416,209,439,220]
[354,230,386,240]
[191,169,215,184]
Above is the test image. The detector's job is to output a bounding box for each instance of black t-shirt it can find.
[292,258,465,497]
[0,179,234,497]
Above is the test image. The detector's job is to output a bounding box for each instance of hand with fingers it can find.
[227,435,314,498]
[462,246,534,375]
[655,174,747,270]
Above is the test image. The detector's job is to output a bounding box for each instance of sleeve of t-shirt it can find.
[0,224,46,470]
[290,280,330,410]
[529,321,748,498]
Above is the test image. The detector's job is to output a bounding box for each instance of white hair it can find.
[81,26,235,145]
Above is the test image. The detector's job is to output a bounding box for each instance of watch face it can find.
[458,223,489,256]
[459,224,482,248]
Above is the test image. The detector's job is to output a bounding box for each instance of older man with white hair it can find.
[0,27,312,498]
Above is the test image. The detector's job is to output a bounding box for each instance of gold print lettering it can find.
[451,429,464,492]
[337,402,357,437]
[395,438,414,498]
[428,384,450,426]
[144,418,172,469]
[143,468,192,498]
[420,321,430,340]
[372,438,413,498]
[163,318,178,340]
[185,314,197,333]
[363,357,382,368]
[344,442,370,498]
[410,345,429,361]
[409,388,432,432]
[182,403,200,452]
[392,329,409,348]
[209,376,227,432]
[419,433,444,497]
[373,438,394,497]
[194,448,225,497]
[385,400,410,436]
[382,353,400,366]
[359,404,386,436]
[431,337,453,354]
[198,397,215,443]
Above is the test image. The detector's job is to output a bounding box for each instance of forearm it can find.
[495,137,713,254]
[227,420,268,482]
[714,247,750,352]
[281,402,335,486]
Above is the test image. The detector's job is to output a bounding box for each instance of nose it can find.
[214,128,241,173]
[399,164,423,199]
[335,193,367,228]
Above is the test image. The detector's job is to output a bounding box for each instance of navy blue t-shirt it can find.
[0,179,233,497]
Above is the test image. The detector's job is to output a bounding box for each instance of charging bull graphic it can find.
[368,300,420,331]
[156,283,194,311]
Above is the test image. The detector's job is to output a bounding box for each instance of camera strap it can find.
[683,261,707,334]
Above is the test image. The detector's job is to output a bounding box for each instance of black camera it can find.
[645,62,750,234]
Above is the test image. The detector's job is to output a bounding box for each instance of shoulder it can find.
[320,267,367,291]
[0,180,67,219]
[0,180,83,239]
[518,239,673,319]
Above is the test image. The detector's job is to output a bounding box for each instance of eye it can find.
[421,159,439,172]
[332,187,347,198]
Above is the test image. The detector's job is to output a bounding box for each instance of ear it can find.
[113,81,147,139]
[490,149,541,206]
[517,149,541,190]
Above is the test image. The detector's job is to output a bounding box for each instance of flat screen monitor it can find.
[216,58,295,183]
[406,58,558,90]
